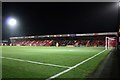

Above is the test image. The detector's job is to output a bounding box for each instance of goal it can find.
[105,37,116,50]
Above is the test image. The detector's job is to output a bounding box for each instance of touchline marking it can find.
[47,49,106,80]
[1,57,71,68]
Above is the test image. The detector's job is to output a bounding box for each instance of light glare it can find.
[8,18,17,26]
[6,17,18,29]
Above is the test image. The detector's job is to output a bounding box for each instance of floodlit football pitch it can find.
[1,46,112,79]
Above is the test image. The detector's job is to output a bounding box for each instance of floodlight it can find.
[6,17,17,28]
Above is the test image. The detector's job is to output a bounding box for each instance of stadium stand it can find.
[12,39,106,47]
[14,40,54,46]
[8,33,117,47]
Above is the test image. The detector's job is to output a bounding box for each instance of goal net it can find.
[105,37,117,50]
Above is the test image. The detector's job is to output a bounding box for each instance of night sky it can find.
[2,2,119,40]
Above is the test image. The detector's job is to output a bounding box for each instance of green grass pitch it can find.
[1,46,111,79]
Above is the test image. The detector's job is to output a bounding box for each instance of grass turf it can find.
[1,46,111,79]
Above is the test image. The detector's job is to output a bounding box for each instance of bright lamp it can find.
[6,17,17,28]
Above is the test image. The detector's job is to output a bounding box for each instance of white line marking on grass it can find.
[47,49,106,80]
[1,57,71,68]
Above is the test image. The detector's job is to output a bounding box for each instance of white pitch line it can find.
[1,57,71,68]
[47,49,106,80]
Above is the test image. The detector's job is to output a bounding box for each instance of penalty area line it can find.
[1,57,71,68]
[46,49,106,80]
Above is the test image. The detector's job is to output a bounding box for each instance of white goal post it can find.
[105,37,116,50]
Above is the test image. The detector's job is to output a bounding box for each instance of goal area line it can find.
[1,57,71,68]
[47,49,106,80]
